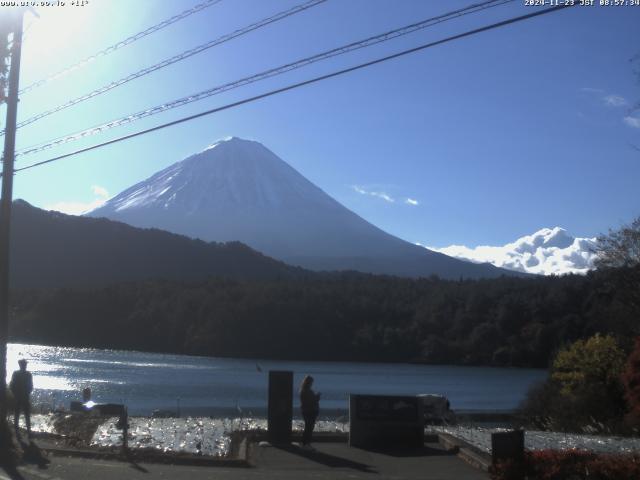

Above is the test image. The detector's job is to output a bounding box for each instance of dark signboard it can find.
[349,394,424,449]
[492,430,525,464]
[268,370,293,444]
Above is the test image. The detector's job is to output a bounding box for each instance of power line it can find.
[10,0,326,134]
[16,0,512,159]
[19,0,224,95]
[13,4,575,176]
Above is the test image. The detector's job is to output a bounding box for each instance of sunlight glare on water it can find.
[7,343,76,391]
[7,342,546,416]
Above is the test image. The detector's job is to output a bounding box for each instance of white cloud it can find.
[375,192,394,203]
[46,185,110,215]
[424,227,598,276]
[624,116,640,129]
[352,185,394,203]
[580,87,604,94]
[92,185,109,198]
[603,95,628,107]
[581,88,630,109]
[352,186,420,206]
[581,89,638,130]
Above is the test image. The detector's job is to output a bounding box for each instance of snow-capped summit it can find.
[88,137,517,279]
[428,227,597,276]
[106,137,335,215]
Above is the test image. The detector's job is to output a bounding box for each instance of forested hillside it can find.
[9,200,301,288]
[9,266,638,367]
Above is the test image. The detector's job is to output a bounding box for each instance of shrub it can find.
[622,336,640,428]
[519,380,584,432]
[520,335,627,431]
[490,450,640,480]
[551,334,625,398]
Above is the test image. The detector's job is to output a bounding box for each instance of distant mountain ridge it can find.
[89,137,520,279]
[9,200,299,289]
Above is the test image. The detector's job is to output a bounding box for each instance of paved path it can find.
[251,441,488,479]
[1,441,488,480]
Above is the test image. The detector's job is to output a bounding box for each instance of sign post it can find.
[267,370,293,444]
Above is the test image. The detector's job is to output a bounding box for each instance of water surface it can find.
[8,343,546,415]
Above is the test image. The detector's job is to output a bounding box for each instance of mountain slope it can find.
[89,137,518,279]
[9,200,300,289]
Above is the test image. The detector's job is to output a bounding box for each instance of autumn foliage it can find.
[520,334,628,431]
[490,450,640,480]
[622,337,640,428]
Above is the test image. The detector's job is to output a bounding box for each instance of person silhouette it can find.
[10,359,33,438]
[299,375,320,450]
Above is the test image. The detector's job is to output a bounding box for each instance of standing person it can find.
[299,375,320,450]
[10,359,33,438]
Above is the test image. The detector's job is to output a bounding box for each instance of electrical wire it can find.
[19,0,224,95]
[16,0,512,158]
[12,4,575,175]
[10,0,326,134]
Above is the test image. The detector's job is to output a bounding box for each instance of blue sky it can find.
[3,0,639,248]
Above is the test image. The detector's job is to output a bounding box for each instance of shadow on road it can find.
[273,444,377,473]
[366,444,454,458]
[19,440,51,470]
[1,465,25,480]
[125,454,150,474]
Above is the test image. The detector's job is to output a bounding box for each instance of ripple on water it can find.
[436,426,640,454]
[91,417,348,456]
[23,414,640,457]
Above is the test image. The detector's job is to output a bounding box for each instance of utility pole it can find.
[0,9,24,423]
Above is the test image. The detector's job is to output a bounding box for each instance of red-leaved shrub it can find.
[622,336,640,428]
[490,450,640,480]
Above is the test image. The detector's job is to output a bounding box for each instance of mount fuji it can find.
[88,137,516,279]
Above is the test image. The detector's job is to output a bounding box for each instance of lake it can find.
[7,342,546,416]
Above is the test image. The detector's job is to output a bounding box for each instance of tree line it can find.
[7,264,638,368]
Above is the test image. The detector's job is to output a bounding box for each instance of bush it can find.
[551,335,625,398]
[490,450,640,480]
[519,335,627,431]
[519,380,582,432]
[622,336,640,429]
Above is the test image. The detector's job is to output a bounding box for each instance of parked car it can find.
[417,394,456,425]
